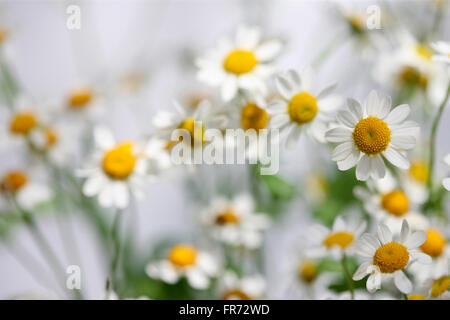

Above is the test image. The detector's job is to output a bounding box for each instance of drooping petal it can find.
[356,155,371,181]
[394,271,412,294]
[369,155,386,180]
[353,261,371,280]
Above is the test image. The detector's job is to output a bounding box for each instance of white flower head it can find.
[308,216,367,260]
[219,271,266,300]
[61,84,105,120]
[145,244,218,290]
[77,126,160,209]
[353,220,431,294]
[201,194,270,249]
[268,67,343,147]
[196,25,282,101]
[354,170,427,234]
[326,90,420,181]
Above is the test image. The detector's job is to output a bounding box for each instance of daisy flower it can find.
[145,244,218,290]
[431,41,450,64]
[354,170,427,234]
[308,216,366,259]
[77,126,166,209]
[326,90,419,181]
[442,153,450,191]
[196,25,282,101]
[353,220,431,294]
[0,168,52,211]
[201,194,270,249]
[219,271,265,300]
[268,67,343,147]
[62,84,105,120]
[426,274,450,299]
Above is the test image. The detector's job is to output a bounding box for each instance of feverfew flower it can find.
[146,244,218,290]
[309,216,366,259]
[196,25,282,101]
[326,90,419,181]
[219,271,266,300]
[353,220,431,294]
[201,194,270,249]
[268,68,342,147]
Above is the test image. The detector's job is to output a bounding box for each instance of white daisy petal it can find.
[353,261,371,280]
[331,142,353,161]
[394,270,412,294]
[404,230,427,249]
[399,220,410,244]
[337,147,360,171]
[383,147,410,169]
[347,98,363,120]
[443,177,450,191]
[325,127,352,142]
[286,69,301,90]
[255,40,282,61]
[366,271,381,293]
[385,104,410,125]
[270,114,290,128]
[370,155,386,180]
[356,155,371,181]
[377,224,392,245]
[267,100,287,114]
[365,90,380,116]
[409,250,431,264]
[378,96,392,119]
[221,76,238,101]
[336,110,358,128]
[390,135,416,150]
[317,83,337,100]
[275,75,294,100]
[300,66,314,91]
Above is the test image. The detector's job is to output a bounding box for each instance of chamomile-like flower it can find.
[219,271,266,300]
[326,90,419,181]
[353,220,431,294]
[0,168,52,211]
[63,84,105,120]
[201,194,270,249]
[145,244,218,290]
[431,41,450,64]
[309,216,366,259]
[196,25,282,101]
[77,126,166,209]
[268,68,342,147]
[354,170,427,234]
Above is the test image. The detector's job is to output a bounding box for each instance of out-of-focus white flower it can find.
[373,31,449,106]
[201,194,270,249]
[60,84,106,121]
[219,271,265,300]
[308,216,366,259]
[0,168,52,211]
[442,154,450,191]
[402,158,428,204]
[196,25,282,101]
[354,170,427,234]
[268,67,342,147]
[326,90,419,181]
[431,41,450,64]
[77,126,166,209]
[145,244,218,290]
[353,220,431,294]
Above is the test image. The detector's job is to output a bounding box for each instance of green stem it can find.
[341,254,354,300]
[110,209,123,292]
[425,84,450,212]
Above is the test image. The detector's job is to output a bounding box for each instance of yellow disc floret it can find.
[353,117,391,155]
[431,276,450,298]
[299,260,318,284]
[420,229,446,258]
[1,171,28,193]
[178,118,205,146]
[241,103,269,132]
[215,209,240,225]
[416,44,433,61]
[373,242,409,273]
[168,244,197,267]
[68,88,94,109]
[10,112,37,135]
[223,290,251,300]
[407,294,426,300]
[409,160,428,183]
[287,92,318,125]
[223,50,258,75]
[323,232,354,249]
[381,190,410,217]
[102,143,136,179]
[399,66,428,88]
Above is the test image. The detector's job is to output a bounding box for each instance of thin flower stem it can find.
[110,209,123,292]
[341,254,354,300]
[425,84,450,211]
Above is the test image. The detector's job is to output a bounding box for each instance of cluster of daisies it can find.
[1,1,450,301]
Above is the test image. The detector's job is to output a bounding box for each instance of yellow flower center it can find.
[0,28,8,44]
[168,244,197,267]
[102,143,136,179]
[68,88,94,109]
[1,171,28,193]
[347,14,365,34]
[416,44,433,61]
[298,260,318,284]
[373,242,409,273]
[215,209,240,225]
[44,128,58,149]
[241,103,269,132]
[409,160,429,183]
[352,117,391,155]
[10,112,37,135]
[323,232,354,249]
[407,294,426,300]
[399,66,428,88]
[223,290,251,300]
[178,118,205,146]
[223,50,258,75]
[287,92,318,125]
[420,229,446,258]
[431,276,450,298]
[381,190,410,217]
